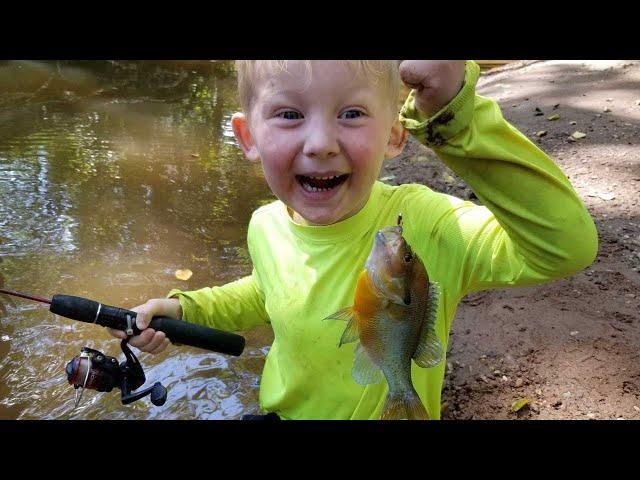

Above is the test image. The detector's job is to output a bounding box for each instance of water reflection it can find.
[0,60,275,419]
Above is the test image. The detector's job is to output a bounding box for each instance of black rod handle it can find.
[147,316,244,356]
[50,294,245,356]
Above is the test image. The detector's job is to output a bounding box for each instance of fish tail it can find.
[380,391,430,420]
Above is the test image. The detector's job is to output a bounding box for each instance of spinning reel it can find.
[66,339,167,408]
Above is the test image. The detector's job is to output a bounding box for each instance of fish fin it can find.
[413,282,444,368]
[425,281,441,331]
[381,391,430,420]
[324,307,359,347]
[413,329,444,368]
[352,343,384,385]
[323,307,355,322]
[339,316,359,347]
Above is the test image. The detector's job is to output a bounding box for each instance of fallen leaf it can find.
[511,398,530,412]
[535,130,548,137]
[572,131,587,139]
[591,190,615,199]
[547,114,560,121]
[443,173,456,184]
[175,269,193,281]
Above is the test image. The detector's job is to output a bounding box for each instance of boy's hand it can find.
[106,298,182,354]
[398,61,466,117]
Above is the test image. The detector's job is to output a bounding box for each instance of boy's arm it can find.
[399,60,598,296]
[167,272,270,332]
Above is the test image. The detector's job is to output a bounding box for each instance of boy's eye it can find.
[339,109,364,120]
[277,110,303,120]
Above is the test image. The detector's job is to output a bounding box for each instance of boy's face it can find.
[232,61,406,225]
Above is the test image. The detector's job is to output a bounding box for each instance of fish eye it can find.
[403,253,412,263]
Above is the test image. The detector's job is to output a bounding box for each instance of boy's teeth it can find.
[302,182,331,193]
[298,173,347,193]
[308,175,339,180]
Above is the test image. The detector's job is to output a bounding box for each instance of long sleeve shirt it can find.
[168,61,598,419]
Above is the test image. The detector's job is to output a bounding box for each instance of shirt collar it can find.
[285,181,383,244]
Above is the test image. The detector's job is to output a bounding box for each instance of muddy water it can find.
[0,60,275,419]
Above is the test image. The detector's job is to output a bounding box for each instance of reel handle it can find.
[121,382,167,406]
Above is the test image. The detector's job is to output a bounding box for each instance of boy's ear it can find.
[231,112,261,162]
[384,119,409,159]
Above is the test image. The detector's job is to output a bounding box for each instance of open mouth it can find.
[296,174,349,193]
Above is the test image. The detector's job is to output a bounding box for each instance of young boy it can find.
[109,60,598,420]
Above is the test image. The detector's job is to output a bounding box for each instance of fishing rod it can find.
[0,288,246,408]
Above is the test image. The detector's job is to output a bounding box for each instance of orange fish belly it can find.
[352,270,388,355]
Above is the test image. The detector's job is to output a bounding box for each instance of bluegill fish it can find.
[325,220,443,419]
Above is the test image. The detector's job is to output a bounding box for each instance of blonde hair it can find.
[235,60,400,119]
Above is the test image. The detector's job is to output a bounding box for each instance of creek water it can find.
[0,60,275,419]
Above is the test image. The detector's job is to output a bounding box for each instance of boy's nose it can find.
[303,120,340,159]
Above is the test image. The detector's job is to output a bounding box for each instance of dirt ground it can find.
[381,60,640,420]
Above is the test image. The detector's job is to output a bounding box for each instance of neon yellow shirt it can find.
[168,61,598,420]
